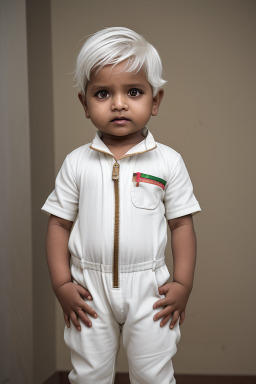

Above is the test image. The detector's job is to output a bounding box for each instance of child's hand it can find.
[54,282,98,331]
[152,282,191,329]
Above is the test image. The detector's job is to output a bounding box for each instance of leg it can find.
[122,268,181,384]
[64,319,120,384]
[64,268,121,384]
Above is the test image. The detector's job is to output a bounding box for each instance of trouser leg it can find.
[122,268,181,384]
[64,268,121,384]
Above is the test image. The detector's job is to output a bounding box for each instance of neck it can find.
[101,129,145,147]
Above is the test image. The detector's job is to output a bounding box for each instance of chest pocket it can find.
[131,172,166,210]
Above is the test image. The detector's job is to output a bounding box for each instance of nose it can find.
[111,94,128,111]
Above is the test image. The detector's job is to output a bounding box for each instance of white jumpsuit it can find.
[41,127,201,384]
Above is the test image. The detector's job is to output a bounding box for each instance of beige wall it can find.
[50,0,256,375]
[1,0,56,383]
[0,0,33,382]
[26,0,56,382]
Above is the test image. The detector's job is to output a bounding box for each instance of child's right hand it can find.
[54,282,98,331]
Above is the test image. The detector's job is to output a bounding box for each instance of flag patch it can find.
[132,172,166,190]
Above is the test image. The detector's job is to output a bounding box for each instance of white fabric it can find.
[41,127,201,267]
[41,127,201,383]
[65,263,180,384]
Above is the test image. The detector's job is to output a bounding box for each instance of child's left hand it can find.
[152,282,191,329]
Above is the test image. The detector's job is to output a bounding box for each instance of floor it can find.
[44,372,256,384]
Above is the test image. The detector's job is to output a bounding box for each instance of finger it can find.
[69,312,81,331]
[179,311,185,326]
[81,302,98,319]
[77,309,93,328]
[153,306,174,321]
[158,285,169,295]
[64,312,70,328]
[153,298,168,310]
[160,314,172,327]
[170,311,180,329]
[77,284,93,300]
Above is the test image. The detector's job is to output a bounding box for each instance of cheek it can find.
[86,102,104,118]
[87,105,107,126]
[136,102,153,121]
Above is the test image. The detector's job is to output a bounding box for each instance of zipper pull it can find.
[136,172,141,187]
[112,162,120,180]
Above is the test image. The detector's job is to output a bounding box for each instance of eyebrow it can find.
[89,83,147,92]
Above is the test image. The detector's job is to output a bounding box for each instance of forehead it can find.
[89,61,149,86]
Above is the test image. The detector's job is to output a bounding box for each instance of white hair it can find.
[74,27,166,97]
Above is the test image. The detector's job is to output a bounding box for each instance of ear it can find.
[78,92,90,119]
[151,89,164,116]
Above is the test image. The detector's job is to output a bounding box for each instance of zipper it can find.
[112,162,120,287]
[90,144,157,288]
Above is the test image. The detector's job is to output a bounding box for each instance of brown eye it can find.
[96,90,109,99]
[128,88,142,97]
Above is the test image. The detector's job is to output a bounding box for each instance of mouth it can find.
[111,117,131,122]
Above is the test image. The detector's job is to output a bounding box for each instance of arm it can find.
[153,214,197,329]
[46,214,98,331]
[169,214,197,292]
[46,214,73,289]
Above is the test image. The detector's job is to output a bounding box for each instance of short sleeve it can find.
[164,154,201,220]
[41,155,79,221]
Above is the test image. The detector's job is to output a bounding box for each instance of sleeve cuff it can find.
[165,203,201,220]
[41,202,77,221]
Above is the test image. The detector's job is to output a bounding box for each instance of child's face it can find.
[78,60,164,139]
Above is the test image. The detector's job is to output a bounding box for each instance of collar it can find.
[89,127,157,159]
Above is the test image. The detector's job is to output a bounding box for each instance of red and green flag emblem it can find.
[132,172,166,190]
